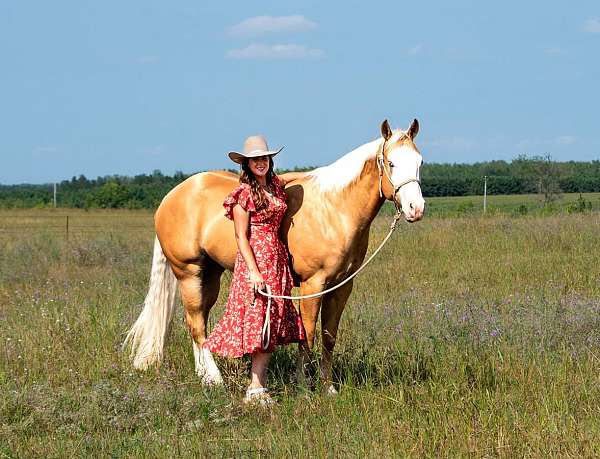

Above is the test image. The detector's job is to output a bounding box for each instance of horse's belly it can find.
[202,220,237,271]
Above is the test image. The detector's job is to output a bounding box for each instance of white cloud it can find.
[422,137,479,151]
[516,136,577,150]
[407,44,423,56]
[544,47,567,56]
[225,44,324,60]
[445,47,469,60]
[33,146,59,155]
[555,135,577,145]
[143,145,167,156]
[137,55,159,64]
[227,15,317,37]
[583,17,600,33]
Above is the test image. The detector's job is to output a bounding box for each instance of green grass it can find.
[372,192,600,218]
[424,192,600,217]
[2,207,600,457]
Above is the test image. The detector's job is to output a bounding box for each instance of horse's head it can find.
[378,119,425,222]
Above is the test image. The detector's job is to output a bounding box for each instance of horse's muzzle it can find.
[404,202,425,222]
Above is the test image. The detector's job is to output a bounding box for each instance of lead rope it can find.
[256,137,418,322]
[257,211,403,302]
[259,284,272,350]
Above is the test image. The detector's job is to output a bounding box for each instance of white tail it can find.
[123,236,178,370]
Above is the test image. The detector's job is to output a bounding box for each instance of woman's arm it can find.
[232,204,265,291]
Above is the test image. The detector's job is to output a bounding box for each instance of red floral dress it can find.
[203,176,305,358]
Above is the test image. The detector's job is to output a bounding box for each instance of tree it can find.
[89,181,130,208]
[513,154,562,205]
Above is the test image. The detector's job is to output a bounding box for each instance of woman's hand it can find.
[277,171,306,186]
[249,269,266,293]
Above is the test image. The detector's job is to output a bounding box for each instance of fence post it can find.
[66,215,69,242]
[483,175,488,214]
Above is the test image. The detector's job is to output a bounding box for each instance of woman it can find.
[203,135,305,405]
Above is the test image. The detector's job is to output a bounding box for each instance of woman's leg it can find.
[249,351,271,389]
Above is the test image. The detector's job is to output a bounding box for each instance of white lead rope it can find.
[257,284,272,350]
[255,136,417,346]
[256,212,403,303]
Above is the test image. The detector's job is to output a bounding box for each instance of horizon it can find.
[2,1,599,184]
[4,155,600,187]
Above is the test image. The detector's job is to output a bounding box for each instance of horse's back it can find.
[155,171,239,274]
[154,169,328,279]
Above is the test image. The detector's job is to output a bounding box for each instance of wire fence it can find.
[0,215,154,236]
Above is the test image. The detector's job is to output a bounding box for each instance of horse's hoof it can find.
[324,384,338,396]
[200,373,224,387]
[295,372,313,389]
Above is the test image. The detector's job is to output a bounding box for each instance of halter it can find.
[376,137,421,213]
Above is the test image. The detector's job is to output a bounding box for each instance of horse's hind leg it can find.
[320,280,353,396]
[178,261,224,385]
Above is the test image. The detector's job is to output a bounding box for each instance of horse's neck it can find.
[322,156,385,233]
[350,157,386,229]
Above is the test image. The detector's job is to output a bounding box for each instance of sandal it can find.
[243,387,276,407]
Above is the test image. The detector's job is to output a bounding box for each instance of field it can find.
[2,196,600,457]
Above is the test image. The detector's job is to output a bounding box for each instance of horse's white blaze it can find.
[193,341,223,385]
[388,145,425,219]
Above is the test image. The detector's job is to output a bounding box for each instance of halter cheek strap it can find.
[376,138,420,210]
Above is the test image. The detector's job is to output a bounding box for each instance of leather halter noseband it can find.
[376,137,421,212]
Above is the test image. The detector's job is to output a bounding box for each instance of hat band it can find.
[247,149,273,156]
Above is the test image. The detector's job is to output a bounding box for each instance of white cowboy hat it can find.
[228,135,284,164]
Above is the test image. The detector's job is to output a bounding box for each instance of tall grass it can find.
[2,209,600,457]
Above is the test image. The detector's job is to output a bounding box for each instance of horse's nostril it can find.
[410,203,414,209]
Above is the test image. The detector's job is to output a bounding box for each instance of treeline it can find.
[1,159,599,209]
[421,158,600,197]
[0,167,310,209]
[0,170,190,209]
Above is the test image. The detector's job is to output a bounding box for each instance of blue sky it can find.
[1,0,599,184]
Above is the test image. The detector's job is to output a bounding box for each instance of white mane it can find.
[307,138,381,192]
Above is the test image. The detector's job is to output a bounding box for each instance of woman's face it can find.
[248,156,270,178]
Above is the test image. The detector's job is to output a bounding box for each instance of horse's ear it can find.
[406,119,419,140]
[381,119,393,141]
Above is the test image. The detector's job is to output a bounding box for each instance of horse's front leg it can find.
[296,276,326,387]
[320,280,353,396]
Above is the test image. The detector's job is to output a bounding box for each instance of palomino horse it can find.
[124,119,425,394]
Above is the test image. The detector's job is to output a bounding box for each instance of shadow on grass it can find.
[332,344,436,388]
[265,340,507,394]
[257,342,438,392]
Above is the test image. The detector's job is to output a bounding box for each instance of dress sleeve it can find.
[223,184,256,220]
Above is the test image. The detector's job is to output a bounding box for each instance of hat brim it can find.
[228,146,284,164]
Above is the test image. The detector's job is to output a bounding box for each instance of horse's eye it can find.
[388,161,394,168]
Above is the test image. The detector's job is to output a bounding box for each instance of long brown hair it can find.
[240,157,275,211]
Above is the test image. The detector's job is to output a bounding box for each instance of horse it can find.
[124,119,425,394]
